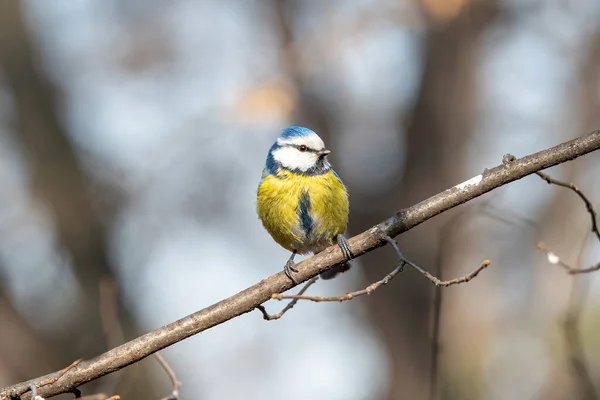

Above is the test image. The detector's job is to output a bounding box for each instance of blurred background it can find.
[0,0,599,399]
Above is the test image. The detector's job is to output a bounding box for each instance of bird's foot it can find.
[336,234,354,261]
[284,257,299,284]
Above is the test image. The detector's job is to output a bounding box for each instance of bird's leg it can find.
[336,235,354,261]
[284,250,299,284]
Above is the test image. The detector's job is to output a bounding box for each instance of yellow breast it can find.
[257,169,349,254]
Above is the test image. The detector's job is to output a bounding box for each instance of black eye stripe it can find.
[293,144,317,153]
[282,143,323,153]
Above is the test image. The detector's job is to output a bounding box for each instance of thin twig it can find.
[404,258,491,288]
[272,261,404,303]
[534,186,599,275]
[39,359,82,388]
[388,228,492,288]
[388,234,491,288]
[536,242,577,272]
[256,276,319,320]
[535,171,600,242]
[78,395,121,400]
[273,236,491,303]
[3,131,599,400]
[569,261,600,274]
[155,353,181,400]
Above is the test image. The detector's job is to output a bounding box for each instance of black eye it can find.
[298,145,308,152]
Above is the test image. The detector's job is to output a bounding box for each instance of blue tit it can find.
[256,126,353,284]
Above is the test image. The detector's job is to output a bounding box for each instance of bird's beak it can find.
[318,149,331,157]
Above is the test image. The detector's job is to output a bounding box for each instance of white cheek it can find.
[273,147,317,171]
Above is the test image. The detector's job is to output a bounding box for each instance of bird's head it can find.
[266,126,332,175]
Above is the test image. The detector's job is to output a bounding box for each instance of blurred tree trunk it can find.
[0,0,107,362]
[0,3,156,398]
[347,2,499,399]
[271,0,333,139]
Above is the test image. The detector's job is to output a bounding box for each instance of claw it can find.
[284,250,298,284]
[336,234,354,261]
[284,261,298,284]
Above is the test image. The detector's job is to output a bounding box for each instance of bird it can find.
[256,126,353,284]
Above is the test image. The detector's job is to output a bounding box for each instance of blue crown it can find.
[280,126,315,138]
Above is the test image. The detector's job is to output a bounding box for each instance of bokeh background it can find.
[1,0,600,399]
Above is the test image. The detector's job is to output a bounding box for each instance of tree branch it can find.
[2,130,599,399]
[535,171,600,242]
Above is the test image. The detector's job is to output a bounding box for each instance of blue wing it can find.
[332,169,345,186]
